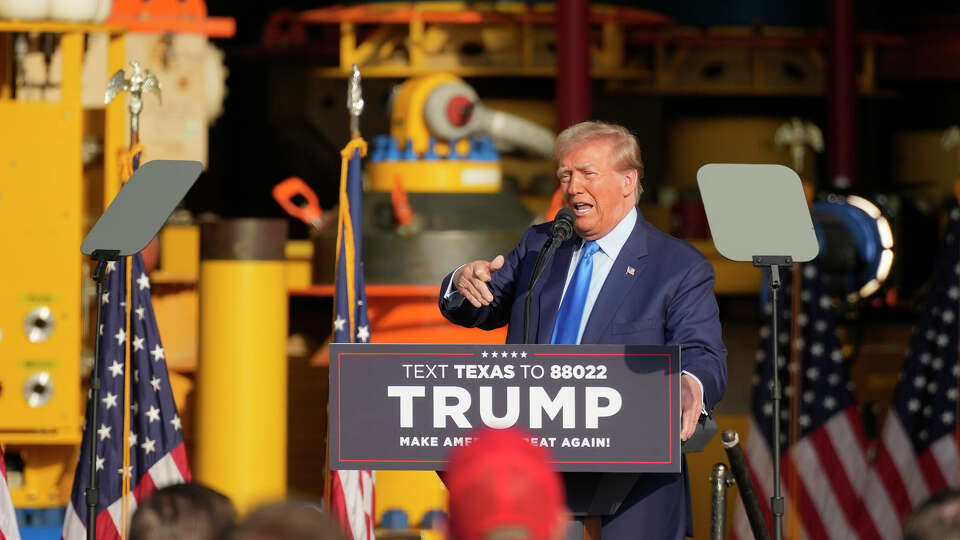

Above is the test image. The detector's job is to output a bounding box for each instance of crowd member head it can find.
[554,121,644,241]
[445,428,568,540]
[231,501,345,540]
[904,489,960,540]
[129,482,236,540]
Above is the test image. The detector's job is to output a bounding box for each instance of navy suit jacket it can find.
[439,212,727,538]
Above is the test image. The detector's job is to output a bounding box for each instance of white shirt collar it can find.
[581,207,637,260]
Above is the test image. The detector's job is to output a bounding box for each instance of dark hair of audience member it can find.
[129,483,236,540]
[230,501,346,540]
[904,488,960,540]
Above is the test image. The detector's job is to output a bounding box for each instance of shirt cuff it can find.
[442,265,467,308]
[681,370,708,415]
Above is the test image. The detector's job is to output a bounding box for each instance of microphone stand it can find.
[523,235,563,344]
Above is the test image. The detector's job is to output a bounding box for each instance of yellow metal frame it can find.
[0,21,126,507]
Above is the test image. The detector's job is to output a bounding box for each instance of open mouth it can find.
[572,202,593,216]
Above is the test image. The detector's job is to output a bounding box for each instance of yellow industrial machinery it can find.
[0,21,128,508]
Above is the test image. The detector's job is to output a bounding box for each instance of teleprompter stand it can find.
[697,164,819,540]
[81,160,201,540]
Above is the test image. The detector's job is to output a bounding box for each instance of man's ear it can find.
[621,169,638,198]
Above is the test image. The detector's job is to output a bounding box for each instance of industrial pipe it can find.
[196,218,289,514]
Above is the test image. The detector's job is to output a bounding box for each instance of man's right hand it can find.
[453,255,504,308]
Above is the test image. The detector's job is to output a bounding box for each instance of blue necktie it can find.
[551,241,600,344]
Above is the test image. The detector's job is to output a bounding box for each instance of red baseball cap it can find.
[445,428,567,540]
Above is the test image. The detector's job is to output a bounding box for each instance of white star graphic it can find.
[150,376,161,392]
[129,431,137,447]
[490,351,498,358]
[135,306,145,320]
[520,351,527,358]
[97,424,112,441]
[357,325,369,342]
[131,401,139,415]
[145,405,161,423]
[102,392,118,410]
[96,455,105,471]
[132,336,145,352]
[118,466,133,477]
[150,344,165,361]
[134,369,139,383]
[108,360,123,377]
[114,327,126,346]
[481,351,488,358]
[106,261,117,273]
[136,272,151,291]
[101,291,110,305]
[334,316,346,332]
[141,437,156,455]
[170,415,182,431]
[511,351,518,358]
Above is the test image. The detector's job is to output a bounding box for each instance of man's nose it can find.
[565,173,584,193]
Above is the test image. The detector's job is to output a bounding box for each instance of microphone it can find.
[550,207,576,242]
[523,207,577,344]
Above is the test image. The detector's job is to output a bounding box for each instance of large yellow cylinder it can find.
[196,219,288,514]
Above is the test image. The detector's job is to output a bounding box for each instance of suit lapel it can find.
[580,218,650,344]
[536,239,576,344]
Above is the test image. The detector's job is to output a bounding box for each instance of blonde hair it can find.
[554,121,645,199]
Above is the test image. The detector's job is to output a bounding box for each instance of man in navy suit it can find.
[438,121,727,539]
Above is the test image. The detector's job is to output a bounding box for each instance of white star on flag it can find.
[334,316,346,332]
[108,360,123,377]
[133,336,145,352]
[102,392,118,410]
[96,455,105,471]
[129,431,137,447]
[357,325,370,342]
[150,376,162,392]
[150,344,164,361]
[170,415,182,431]
[114,327,126,346]
[135,306,145,320]
[98,424,112,441]
[106,261,117,273]
[145,405,161,423]
[101,291,110,305]
[117,466,133,478]
[136,272,151,291]
[141,437,156,455]
[131,401,139,415]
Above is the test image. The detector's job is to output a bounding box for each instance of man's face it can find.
[557,139,637,241]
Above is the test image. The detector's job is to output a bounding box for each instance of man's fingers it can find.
[489,254,505,271]
[472,278,494,303]
[680,403,703,442]
[474,262,492,281]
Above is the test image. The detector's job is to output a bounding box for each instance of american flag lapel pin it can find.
[626,266,636,276]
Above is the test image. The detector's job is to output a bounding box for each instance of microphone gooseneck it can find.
[524,207,577,344]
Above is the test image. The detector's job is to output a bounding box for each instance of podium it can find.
[330,342,713,538]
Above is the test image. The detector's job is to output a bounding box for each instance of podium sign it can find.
[329,343,680,473]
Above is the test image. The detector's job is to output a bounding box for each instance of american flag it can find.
[62,250,190,539]
[732,257,876,539]
[856,208,960,538]
[329,140,375,540]
[0,448,21,540]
